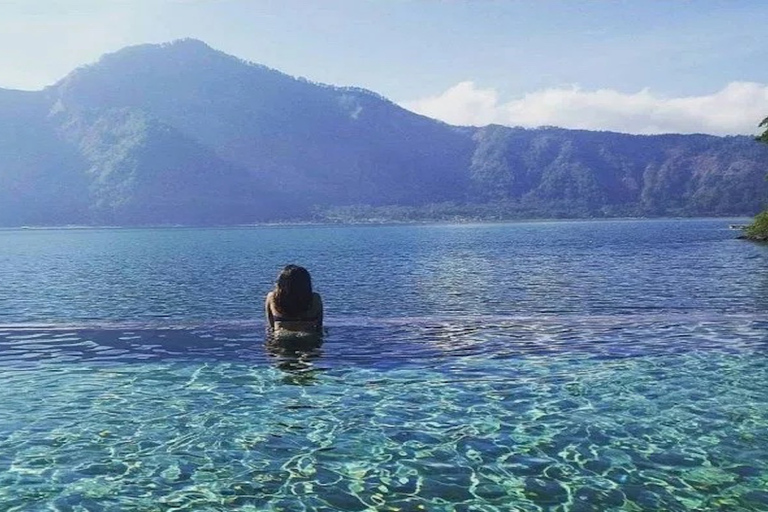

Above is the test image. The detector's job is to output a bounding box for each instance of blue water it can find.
[0,219,767,511]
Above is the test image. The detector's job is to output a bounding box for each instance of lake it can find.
[0,219,767,511]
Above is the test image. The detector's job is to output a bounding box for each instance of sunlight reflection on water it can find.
[0,314,766,510]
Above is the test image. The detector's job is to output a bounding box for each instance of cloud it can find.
[401,81,768,135]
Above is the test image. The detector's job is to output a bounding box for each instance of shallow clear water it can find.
[1,219,767,511]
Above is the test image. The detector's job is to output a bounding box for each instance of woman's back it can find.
[266,291,323,333]
[265,265,323,334]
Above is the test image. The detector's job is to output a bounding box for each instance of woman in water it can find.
[265,264,323,335]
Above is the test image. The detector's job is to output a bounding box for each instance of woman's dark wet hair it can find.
[273,264,313,317]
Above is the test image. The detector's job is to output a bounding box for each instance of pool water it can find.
[0,220,767,510]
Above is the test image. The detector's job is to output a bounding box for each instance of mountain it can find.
[0,39,766,226]
[467,125,768,217]
[0,88,88,225]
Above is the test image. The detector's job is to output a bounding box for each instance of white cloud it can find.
[401,81,768,135]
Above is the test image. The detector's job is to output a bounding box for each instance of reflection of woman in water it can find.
[265,264,323,336]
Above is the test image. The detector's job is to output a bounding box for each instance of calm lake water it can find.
[0,219,767,511]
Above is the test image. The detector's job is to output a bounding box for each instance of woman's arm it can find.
[314,293,323,332]
[265,292,275,330]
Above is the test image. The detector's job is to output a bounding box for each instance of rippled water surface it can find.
[1,219,767,511]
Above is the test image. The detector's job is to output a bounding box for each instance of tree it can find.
[744,117,768,240]
[758,117,768,145]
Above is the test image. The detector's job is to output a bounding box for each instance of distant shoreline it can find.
[0,215,754,231]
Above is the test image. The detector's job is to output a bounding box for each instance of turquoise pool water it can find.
[0,219,767,510]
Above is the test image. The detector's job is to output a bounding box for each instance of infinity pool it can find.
[1,313,767,511]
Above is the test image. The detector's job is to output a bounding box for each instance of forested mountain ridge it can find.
[468,125,766,217]
[0,39,766,226]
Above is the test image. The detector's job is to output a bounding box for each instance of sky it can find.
[1,0,767,135]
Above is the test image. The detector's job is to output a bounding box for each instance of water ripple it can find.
[0,313,763,369]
